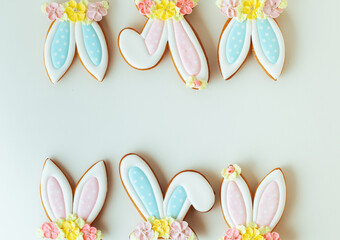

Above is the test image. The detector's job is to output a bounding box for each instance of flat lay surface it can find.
[0,0,340,239]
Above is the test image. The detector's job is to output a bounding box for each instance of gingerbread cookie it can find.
[42,1,109,83]
[38,159,108,240]
[118,0,209,90]
[216,0,287,80]
[119,153,215,240]
[219,164,286,240]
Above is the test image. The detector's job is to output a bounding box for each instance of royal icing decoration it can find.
[42,0,109,83]
[220,164,286,240]
[118,1,209,90]
[119,154,215,240]
[216,0,287,80]
[38,159,108,240]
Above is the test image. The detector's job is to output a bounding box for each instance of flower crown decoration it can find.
[220,164,286,240]
[216,0,287,22]
[41,0,109,24]
[38,214,103,240]
[135,0,199,21]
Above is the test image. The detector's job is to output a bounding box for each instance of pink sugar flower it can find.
[41,222,60,239]
[227,166,235,174]
[86,2,108,22]
[221,0,240,18]
[46,2,64,21]
[133,222,154,240]
[263,0,283,18]
[264,232,280,240]
[224,228,241,240]
[170,221,192,240]
[176,0,195,15]
[81,224,97,240]
[194,80,202,88]
[138,0,155,15]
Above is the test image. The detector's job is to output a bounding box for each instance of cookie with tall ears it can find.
[42,1,109,84]
[119,153,215,240]
[216,0,287,80]
[118,0,209,90]
[220,164,286,240]
[38,159,108,240]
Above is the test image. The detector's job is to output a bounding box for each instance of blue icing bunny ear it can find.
[51,21,71,69]
[81,23,102,66]
[128,167,161,218]
[166,186,187,219]
[226,20,248,64]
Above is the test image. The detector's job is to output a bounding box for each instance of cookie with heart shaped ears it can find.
[219,164,286,240]
[118,0,210,90]
[119,153,215,240]
[41,1,110,84]
[216,0,287,81]
[38,159,108,240]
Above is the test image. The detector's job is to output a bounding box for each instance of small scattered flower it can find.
[86,2,108,21]
[45,2,65,21]
[65,0,86,22]
[138,0,155,15]
[152,218,171,238]
[170,221,192,240]
[224,228,241,240]
[220,0,240,18]
[264,232,280,240]
[81,224,97,240]
[133,222,155,240]
[176,0,195,15]
[221,164,241,181]
[262,0,283,18]
[41,222,60,239]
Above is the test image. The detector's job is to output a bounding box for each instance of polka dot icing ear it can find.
[40,159,73,221]
[73,161,108,224]
[163,171,215,221]
[118,1,209,90]
[252,168,286,231]
[216,0,287,80]
[42,1,110,83]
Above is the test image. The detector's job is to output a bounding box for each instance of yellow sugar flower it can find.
[153,0,177,20]
[65,0,86,22]
[240,0,263,20]
[152,218,171,237]
[61,220,81,240]
[242,227,264,240]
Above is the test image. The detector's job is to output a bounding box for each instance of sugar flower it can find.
[222,164,241,181]
[242,227,264,240]
[41,222,60,239]
[153,0,177,20]
[176,0,195,15]
[86,2,108,21]
[45,3,65,21]
[133,222,155,240]
[186,76,208,90]
[81,224,97,240]
[61,220,81,240]
[224,228,241,240]
[152,218,171,238]
[138,0,155,15]
[239,0,263,20]
[220,0,240,18]
[264,232,280,240]
[170,221,192,240]
[65,0,86,22]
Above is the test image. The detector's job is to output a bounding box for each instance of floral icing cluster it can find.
[186,76,207,90]
[130,217,197,240]
[216,0,287,22]
[41,0,109,24]
[135,0,199,21]
[220,223,280,240]
[37,214,103,240]
[221,164,241,181]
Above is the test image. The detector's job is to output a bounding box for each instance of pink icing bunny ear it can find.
[40,159,73,221]
[220,174,252,228]
[252,169,286,230]
[73,161,108,224]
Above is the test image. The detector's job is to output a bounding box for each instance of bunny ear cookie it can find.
[118,0,209,90]
[220,164,286,240]
[38,159,108,240]
[119,153,215,240]
[217,0,287,81]
[42,1,109,84]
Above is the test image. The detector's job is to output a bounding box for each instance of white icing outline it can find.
[40,159,73,221]
[163,171,215,221]
[73,161,108,224]
[44,20,76,84]
[252,169,286,230]
[220,175,253,228]
[118,19,168,69]
[40,159,107,223]
[75,22,109,82]
[252,18,285,80]
[218,18,285,80]
[167,19,209,82]
[218,19,252,80]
